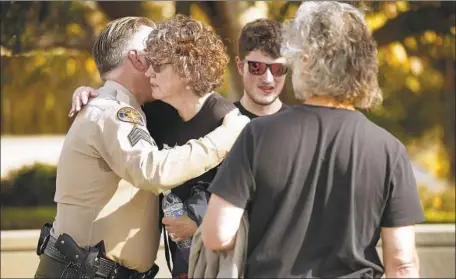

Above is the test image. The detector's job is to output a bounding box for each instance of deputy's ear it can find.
[127,50,148,72]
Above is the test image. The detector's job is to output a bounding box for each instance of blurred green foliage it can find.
[1,206,56,230]
[1,163,56,207]
[1,163,58,229]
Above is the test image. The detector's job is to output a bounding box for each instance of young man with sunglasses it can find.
[234,18,289,119]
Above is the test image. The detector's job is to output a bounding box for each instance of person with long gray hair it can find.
[201,2,424,278]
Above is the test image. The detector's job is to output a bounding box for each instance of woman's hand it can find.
[68,86,99,117]
[162,214,197,242]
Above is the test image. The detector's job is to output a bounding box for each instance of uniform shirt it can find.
[234,100,289,119]
[209,104,425,278]
[52,81,243,272]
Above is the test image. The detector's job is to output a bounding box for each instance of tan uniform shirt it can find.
[52,81,246,272]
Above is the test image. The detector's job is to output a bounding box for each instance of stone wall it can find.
[1,225,454,278]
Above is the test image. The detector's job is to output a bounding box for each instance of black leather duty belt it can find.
[42,235,158,279]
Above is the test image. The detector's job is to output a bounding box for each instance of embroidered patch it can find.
[128,126,155,147]
[117,107,145,126]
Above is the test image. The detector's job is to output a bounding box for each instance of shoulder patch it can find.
[117,107,145,126]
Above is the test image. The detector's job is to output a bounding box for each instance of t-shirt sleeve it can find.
[381,146,426,227]
[208,123,256,209]
[212,95,237,126]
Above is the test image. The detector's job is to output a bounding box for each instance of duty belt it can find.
[42,235,158,279]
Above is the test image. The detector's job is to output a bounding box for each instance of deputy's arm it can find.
[95,106,249,194]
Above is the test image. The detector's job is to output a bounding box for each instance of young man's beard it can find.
[246,89,280,106]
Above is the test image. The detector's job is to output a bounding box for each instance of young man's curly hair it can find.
[238,18,283,59]
[144,14,229,96]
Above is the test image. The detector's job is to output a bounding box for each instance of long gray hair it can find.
[281,1,382,109]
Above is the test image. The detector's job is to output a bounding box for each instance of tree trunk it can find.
[197,1,244,100]
[442,59,455,182]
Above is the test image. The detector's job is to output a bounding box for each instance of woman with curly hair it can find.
[144,14,239,278]
[144,14,229,111]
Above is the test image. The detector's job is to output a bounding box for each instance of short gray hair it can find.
[281,1,382,108]
[92,17,155,76]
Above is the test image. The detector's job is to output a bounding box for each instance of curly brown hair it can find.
[238,18,283,59]
[144,14,229,96]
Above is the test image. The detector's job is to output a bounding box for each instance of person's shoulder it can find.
[206,92,236,117]
[70,95,119,123]
[253,104,297,124]
[279,102,291,111]
[87,94,121,111]
[87,96,144,125]
[209,92,236,108]
[354,112,407,155]
[244,106,293,136]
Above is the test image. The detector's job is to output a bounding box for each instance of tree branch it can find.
[175,1,192,16]
[373,5,454,47]
[34,39,92,53]
[0,45,87,57]
[197,1,244,99]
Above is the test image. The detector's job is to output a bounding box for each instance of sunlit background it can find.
[1,1,455,230]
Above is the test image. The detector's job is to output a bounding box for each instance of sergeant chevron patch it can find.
[128,126,155,147]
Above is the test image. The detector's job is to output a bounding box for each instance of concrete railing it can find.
[1,225,455,278]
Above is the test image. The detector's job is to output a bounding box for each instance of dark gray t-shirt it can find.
[209,104,425,278]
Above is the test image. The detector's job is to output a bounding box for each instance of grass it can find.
[1,206,56,230]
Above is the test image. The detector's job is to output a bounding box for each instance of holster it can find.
[54,233,105,279]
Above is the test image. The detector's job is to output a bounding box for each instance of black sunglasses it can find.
[245,60,288,77]
[144,56,172,73]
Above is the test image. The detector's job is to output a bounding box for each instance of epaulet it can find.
[87,95,123,111]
